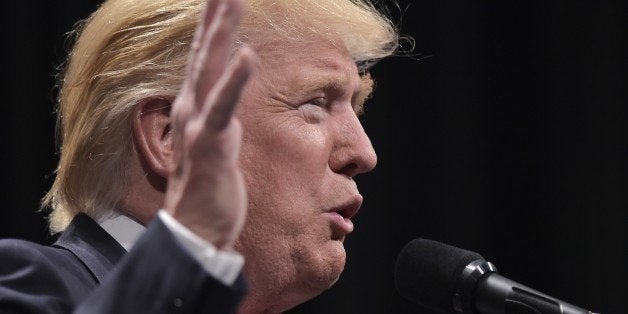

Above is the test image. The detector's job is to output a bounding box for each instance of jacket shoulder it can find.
[0,238,97,313]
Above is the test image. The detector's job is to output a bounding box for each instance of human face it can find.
[234,37,377,310]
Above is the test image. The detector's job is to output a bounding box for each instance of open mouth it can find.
[326,195,363,239]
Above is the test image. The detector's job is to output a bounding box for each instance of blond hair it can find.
[43,0,399,233]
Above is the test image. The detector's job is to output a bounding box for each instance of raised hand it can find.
[164,0,255,249]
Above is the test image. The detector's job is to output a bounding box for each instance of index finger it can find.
[192,0,243,109]
[187,0,224,76]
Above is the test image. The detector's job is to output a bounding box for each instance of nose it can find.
[329,110,378,178]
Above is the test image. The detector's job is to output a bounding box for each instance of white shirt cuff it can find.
[157,210,244,286]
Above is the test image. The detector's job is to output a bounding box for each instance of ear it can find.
[132,97,173,179]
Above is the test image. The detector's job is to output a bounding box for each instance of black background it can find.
[1,1,626,313]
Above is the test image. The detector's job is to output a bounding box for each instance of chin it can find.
[237,238,349,313]
[301,240,347,292]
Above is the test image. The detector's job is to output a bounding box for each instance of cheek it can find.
[242,117,330,176]
[238,124,330,222]
[237,120,333,243]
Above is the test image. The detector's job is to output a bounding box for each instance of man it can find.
[0,0,398,312]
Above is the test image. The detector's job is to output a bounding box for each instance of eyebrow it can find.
[354,74,374,116]
[298,72,351,95]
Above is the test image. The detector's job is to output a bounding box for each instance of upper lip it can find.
[328,194,363,220]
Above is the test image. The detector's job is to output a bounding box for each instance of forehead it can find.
[253,37,363,93]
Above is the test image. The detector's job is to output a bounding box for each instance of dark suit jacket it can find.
[0,213,246,313]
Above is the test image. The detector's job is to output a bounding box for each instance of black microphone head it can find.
[394,239,485,313]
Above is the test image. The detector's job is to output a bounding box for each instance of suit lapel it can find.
[53,213,126,284]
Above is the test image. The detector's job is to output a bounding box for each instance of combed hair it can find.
[43,0,400,233]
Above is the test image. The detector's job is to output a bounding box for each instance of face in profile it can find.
[234,34,378,309]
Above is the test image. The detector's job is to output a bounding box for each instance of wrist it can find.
[164,207,238,249]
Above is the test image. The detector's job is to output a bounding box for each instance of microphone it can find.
[394,239,595,314]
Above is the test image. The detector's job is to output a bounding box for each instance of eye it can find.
[305,97,327,107]
[298,97,327,123]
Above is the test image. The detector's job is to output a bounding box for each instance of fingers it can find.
[202,46,256,131]
[188,0,223,67]
[193,0,244,109]
[172,0,250,140]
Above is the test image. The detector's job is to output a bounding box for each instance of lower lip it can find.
[324,212,354,235]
